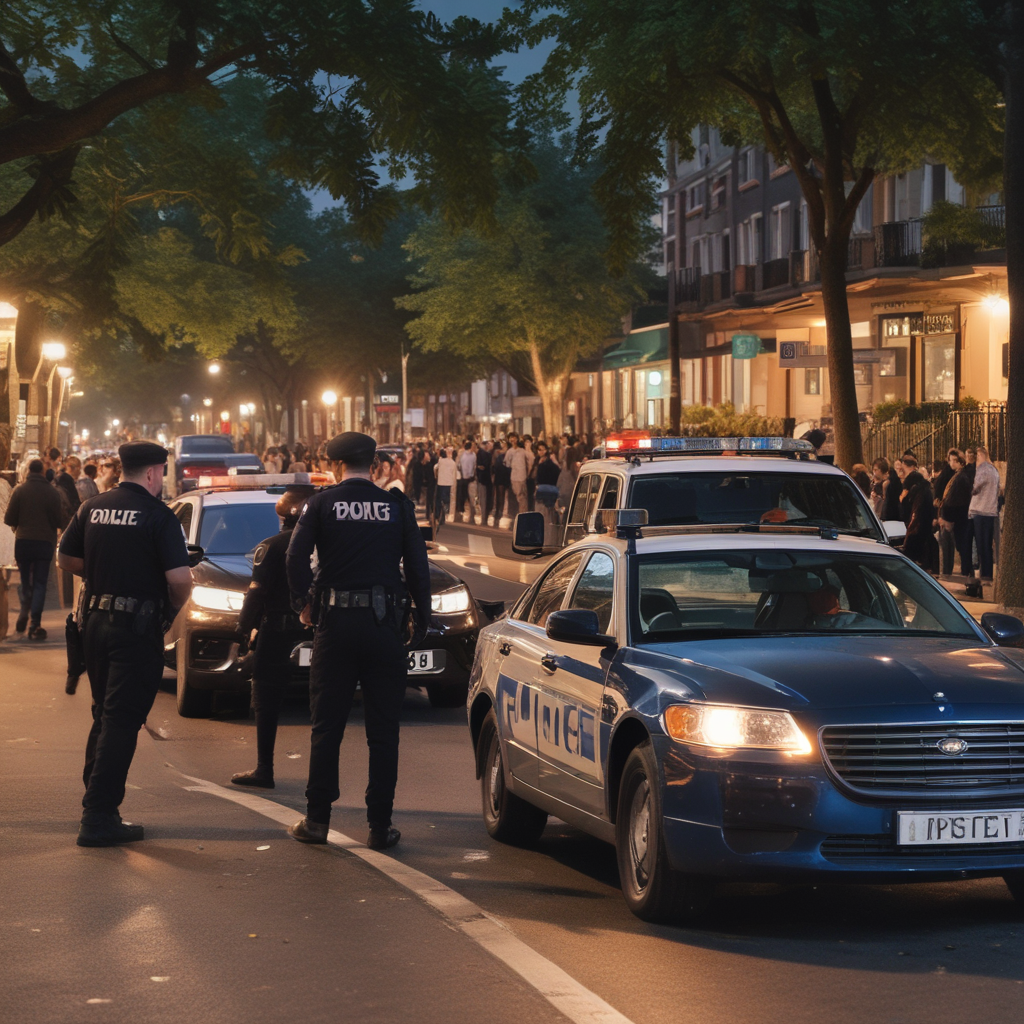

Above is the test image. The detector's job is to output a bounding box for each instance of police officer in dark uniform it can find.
[230,485,315,789]
[57,441,192,847]
[285,432,430,849]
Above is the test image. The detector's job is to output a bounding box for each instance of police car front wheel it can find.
[479,711,547,846]
[616,742,711,923]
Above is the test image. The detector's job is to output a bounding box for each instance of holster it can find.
[132,600,157,637]
[65,613,86,676]
[371,585,387,626]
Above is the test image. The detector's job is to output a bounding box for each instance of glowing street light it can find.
[104,429,111,438]
[208,362,221,375]
[321,390,337,406]
[112,418,120,428]
[42,341,66,361]
[57,366,73,380]
[203,397,212,407]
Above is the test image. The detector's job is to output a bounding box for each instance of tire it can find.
[479,710,547,845]
[426,681,469,708]
[615,742,711,923]
[175,639,213,718]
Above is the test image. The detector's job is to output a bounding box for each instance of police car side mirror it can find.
[882,520,907,546]
[512,512,546,555]
[186,544,205,568]
[546,609,616,647]
[981,612,1024,648]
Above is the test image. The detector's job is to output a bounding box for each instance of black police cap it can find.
[119,440,169,472]
[325,431,376,464]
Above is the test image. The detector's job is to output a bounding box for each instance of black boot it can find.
[288,817,328,844]
[367,826,401,850]
[65,674,80,695]
[15,610,28,634]
[231,767,275,789]
[77,814,145,847]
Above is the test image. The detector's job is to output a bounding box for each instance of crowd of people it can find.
[850,445,1001,582]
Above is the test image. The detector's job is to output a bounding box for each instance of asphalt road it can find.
[4,521,1024,1024]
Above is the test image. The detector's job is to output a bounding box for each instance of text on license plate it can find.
[897,809,1024,845]
[408,650,443,674]
[297,646,311,667]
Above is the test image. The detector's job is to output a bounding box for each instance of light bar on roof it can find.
[645,436,814,453]
[195,472,332,489]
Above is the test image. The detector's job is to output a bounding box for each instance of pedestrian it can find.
[476,440,493,526]
[96,456,121,493]
[849,463,872,499]
[56,442,193,846]
[231,486,315,789]
[0,425,14,640]
[880,458,902,522]
[969,446,1000,582]
[898,455,937,570]
[523,435,537,511]
[421,446,436,518]
[456,440,477,523]
[4,458,66,639]
[492,440,509,527]
[556,452,578,521]
[939,452,973,578]
[870,458,889,518]
[284,432,431,849]
[410,444,425,505]
[77,462,100,502]
[434,446,457,523]
[534,441,561,524]
[507,433,528,520]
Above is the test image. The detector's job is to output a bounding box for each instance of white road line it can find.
[178,773,635,1024]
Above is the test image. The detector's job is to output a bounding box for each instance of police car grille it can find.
[820,724,1024,795]
[820,833,1024,863]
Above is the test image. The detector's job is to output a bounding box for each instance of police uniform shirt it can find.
[59,481,189,603]
[238,528,296,634]
[286,478,431,626]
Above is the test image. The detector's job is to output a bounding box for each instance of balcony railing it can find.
[674,265,702,303]
[761,257,791,290]
[978,205,1005,231]
[874,219,923,267]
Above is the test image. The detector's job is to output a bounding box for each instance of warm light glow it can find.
[208,362,221,374]
[104,429,111,438]
[246,402,255,414]
[0,301,18,318]
[81,429,90,440]
[220,410,230,422]
[56,365,73,379]
[812,319,827,328]
[42,341,66,360]
[111,418,120,427]
[203,397,212,407]
[664,704,812,753]
[983,294,1010,314]
[322,390,338,406]
[157,432,167,444]
[239,403,250,417]
[648,370,662,386]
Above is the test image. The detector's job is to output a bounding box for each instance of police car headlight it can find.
[431,585,471,615]
[664,704,811,754]
[191,585,245,613]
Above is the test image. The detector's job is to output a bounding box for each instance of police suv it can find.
[468,438,1024,922]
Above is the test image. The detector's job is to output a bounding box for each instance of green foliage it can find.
[959,394,982,410]
[920,200,1004,267]
[676,403,784,438]
[872,399,908,424]
[398,138,652,430]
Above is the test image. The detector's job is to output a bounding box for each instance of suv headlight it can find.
[431,585,471,615]
[664,704,811,754]
[191,585,245,613]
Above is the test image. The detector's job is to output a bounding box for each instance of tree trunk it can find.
[997,0,1024,614]
[819,240,864,469]
[528,342,567,438]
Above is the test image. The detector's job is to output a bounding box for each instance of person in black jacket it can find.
[881,460,904,523]
[898,456,937,569]
[230,486,315,789]
[940,453,974,577]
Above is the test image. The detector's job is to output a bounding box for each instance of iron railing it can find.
[863,403,1007,465]
[874,219,923,267]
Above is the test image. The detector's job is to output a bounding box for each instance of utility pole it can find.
[668,266,681,435]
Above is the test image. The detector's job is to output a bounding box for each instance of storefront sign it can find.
[731,334,762,360]
[778,341,826,368]
[378,394,400,405]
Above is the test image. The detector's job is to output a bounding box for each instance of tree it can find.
[398,140,650,435]
[510,0,1003,467]
[0,0,515,250]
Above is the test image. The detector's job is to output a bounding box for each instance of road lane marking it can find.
[178,773,635,1024]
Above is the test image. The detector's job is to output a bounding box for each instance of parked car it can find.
[173,434,263,493]
[166,477,497,716]
[470,508,1024,922]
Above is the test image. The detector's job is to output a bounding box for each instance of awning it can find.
[603,326,668,370]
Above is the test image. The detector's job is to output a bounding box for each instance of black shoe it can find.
[15,612,28,634]
[65,674,80,695]
[231,768,275,789]
[367,826,401,850]
[77,816,145,847]
[28,625,47,641]
[287,817,328,844]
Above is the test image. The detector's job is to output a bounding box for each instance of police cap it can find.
[325,431,376,465]
[119,440,169,473]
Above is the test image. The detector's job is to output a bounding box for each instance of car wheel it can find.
[479,710,547,845]
[425,681,469,708]
[176,638,212,718]
[615,742,710,923]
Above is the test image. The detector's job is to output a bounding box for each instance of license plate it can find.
[408,649,444,674]
[897,809,1024,845]
[294,644,312,667]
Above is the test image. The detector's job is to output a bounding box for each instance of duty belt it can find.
[89,594,140,613]
[326,589,374,608]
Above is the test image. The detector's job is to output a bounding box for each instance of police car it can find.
[468,505,1024,922]
[515,435,907,552]
[166,474,491,717]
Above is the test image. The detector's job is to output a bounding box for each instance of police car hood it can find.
[640,635,1024,710]
[195,554,252,587]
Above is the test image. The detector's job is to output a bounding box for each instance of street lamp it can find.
[208,362,221,375]
[112,418,120,428]
[41,341,66,361]
[322,390,338,437]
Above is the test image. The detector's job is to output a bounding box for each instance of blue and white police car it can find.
[467,502,1024,922]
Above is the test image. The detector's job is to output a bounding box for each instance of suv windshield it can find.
[633,550,977,641]
[181,437,234,453]
[628,471,878,538]
[199,504,280,555]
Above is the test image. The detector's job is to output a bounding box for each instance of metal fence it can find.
[862,403,1007,465]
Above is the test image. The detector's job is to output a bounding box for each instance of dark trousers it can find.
[972,515,997,581]
[492,485,507,525]
[305,607,408,827]
[938,522,955,576]
[14,539,52,626]
[477,480,493,524]
[82,613,163,818]
[251,628,307,769]
[456,479,471,519]
[953,518,974,578]
[434,484,451,520]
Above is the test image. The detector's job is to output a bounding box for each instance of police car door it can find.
[534,549,615,818]
[497,551,586,791]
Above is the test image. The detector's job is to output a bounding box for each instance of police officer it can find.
[285,432,430,849]
[230,486,315,789]
[57,441,192,847]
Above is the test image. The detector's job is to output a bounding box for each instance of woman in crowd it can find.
[491,441,509,527]
[849,463,872,498]
[869,459,889,518]
[939,451,973,577]
[96,456,121,493]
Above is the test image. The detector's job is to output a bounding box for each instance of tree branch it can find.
[0,147,79,248]
[0,37,47,114]
[105,20,155,72]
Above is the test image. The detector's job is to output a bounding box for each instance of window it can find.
[799,199,809,250]
[569,552,616,634]
[175,501,195,541]
[751,214,763,264]
[523,552,586,627]
[854,362,872,386]
[686,181,706,212]
[770,203,791,260]
[199,504,280,556]
[598,477,620,512]
[711,174,728,210]
[805,367,821,395]
[738,149,757,186]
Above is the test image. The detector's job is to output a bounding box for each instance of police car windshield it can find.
[628,471,878,537]
[632,551,977,641]
[199,504,280,555]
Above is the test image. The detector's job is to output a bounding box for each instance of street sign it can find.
[731,333,762,360]
[778,341,827,368]
[378,394,400,405]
